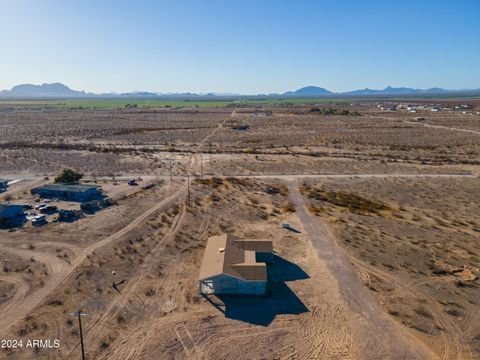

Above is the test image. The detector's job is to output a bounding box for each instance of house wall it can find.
[32,187,98,201]
[200,274,266,295]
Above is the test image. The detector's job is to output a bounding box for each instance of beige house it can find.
[198,234,273,295]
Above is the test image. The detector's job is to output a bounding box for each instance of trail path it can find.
[287,181,435,360]
[0,186,185,336]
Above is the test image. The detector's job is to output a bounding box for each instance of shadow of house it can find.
[267,254,309,282]
[206,255,309,326]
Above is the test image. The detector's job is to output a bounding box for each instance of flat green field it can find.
[0,98,348,109]
[0,99,228,109]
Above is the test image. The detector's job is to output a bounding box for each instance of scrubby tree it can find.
[54,168,83,183]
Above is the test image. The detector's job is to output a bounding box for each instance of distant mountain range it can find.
[0,83,479,99]
[283,86,332,96]
[0,83,91,98]
[342,86,455,95]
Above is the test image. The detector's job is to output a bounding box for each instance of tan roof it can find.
[198,234,273,281]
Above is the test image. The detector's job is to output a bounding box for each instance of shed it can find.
[0,204,25,220]
[198,234,273,295]
[31,183,101,202]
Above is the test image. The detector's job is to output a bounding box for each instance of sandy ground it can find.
[0,104,479,359]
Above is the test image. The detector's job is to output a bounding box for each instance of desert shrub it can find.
[193,177,223,188]
[209,194,220,202]
[281,202,296,212]
[309,107,361,116]
[264,185,287,195]
[54,168,83,183]
[308,205,324,215]
[47,299,64,306]
[225,177,251,187]
[307,188,389,214]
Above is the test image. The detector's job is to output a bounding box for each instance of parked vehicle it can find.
[31,214,46,225]
[35,204,48,211]
[40,205,58,213]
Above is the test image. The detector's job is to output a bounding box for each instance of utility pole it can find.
[187,173,191,206]
[169,153,172,181]
[209,142,212,165]
[200,153,203,180]
[70,310,88,360]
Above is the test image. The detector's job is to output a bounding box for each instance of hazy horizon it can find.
[2,82,480,96]
[1,0,479,94]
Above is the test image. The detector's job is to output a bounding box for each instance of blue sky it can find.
[1,0,479,94]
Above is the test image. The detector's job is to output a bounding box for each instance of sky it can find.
[1,0,479,94]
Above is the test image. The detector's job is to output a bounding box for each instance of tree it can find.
[54,168,83,184]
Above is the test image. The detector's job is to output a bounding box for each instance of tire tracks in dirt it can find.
[287,180,436,360]
[70,203,186,359]
[0,274,29,315]
[0,185,186,338]
[351,258,473,360]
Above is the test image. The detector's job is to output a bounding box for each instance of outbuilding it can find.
[0,204,25,221]
[198,234,274,295]
[31,183,101,202]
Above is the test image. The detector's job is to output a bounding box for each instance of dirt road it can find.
[0,245,72,335]
[233,173,476,180]
[0,274,29,317]
[0,113,217,339]
[287,181,435,360]
[373,114,480,136]
[66,204,187,358]
[403,120,480,135]
[0,185,186,337]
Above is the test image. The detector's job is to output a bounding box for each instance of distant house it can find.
[380,105,396,111]
[198,234,274,295]
[231,124,250,131]
[31,183,101,202]
[0,204,25,221]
